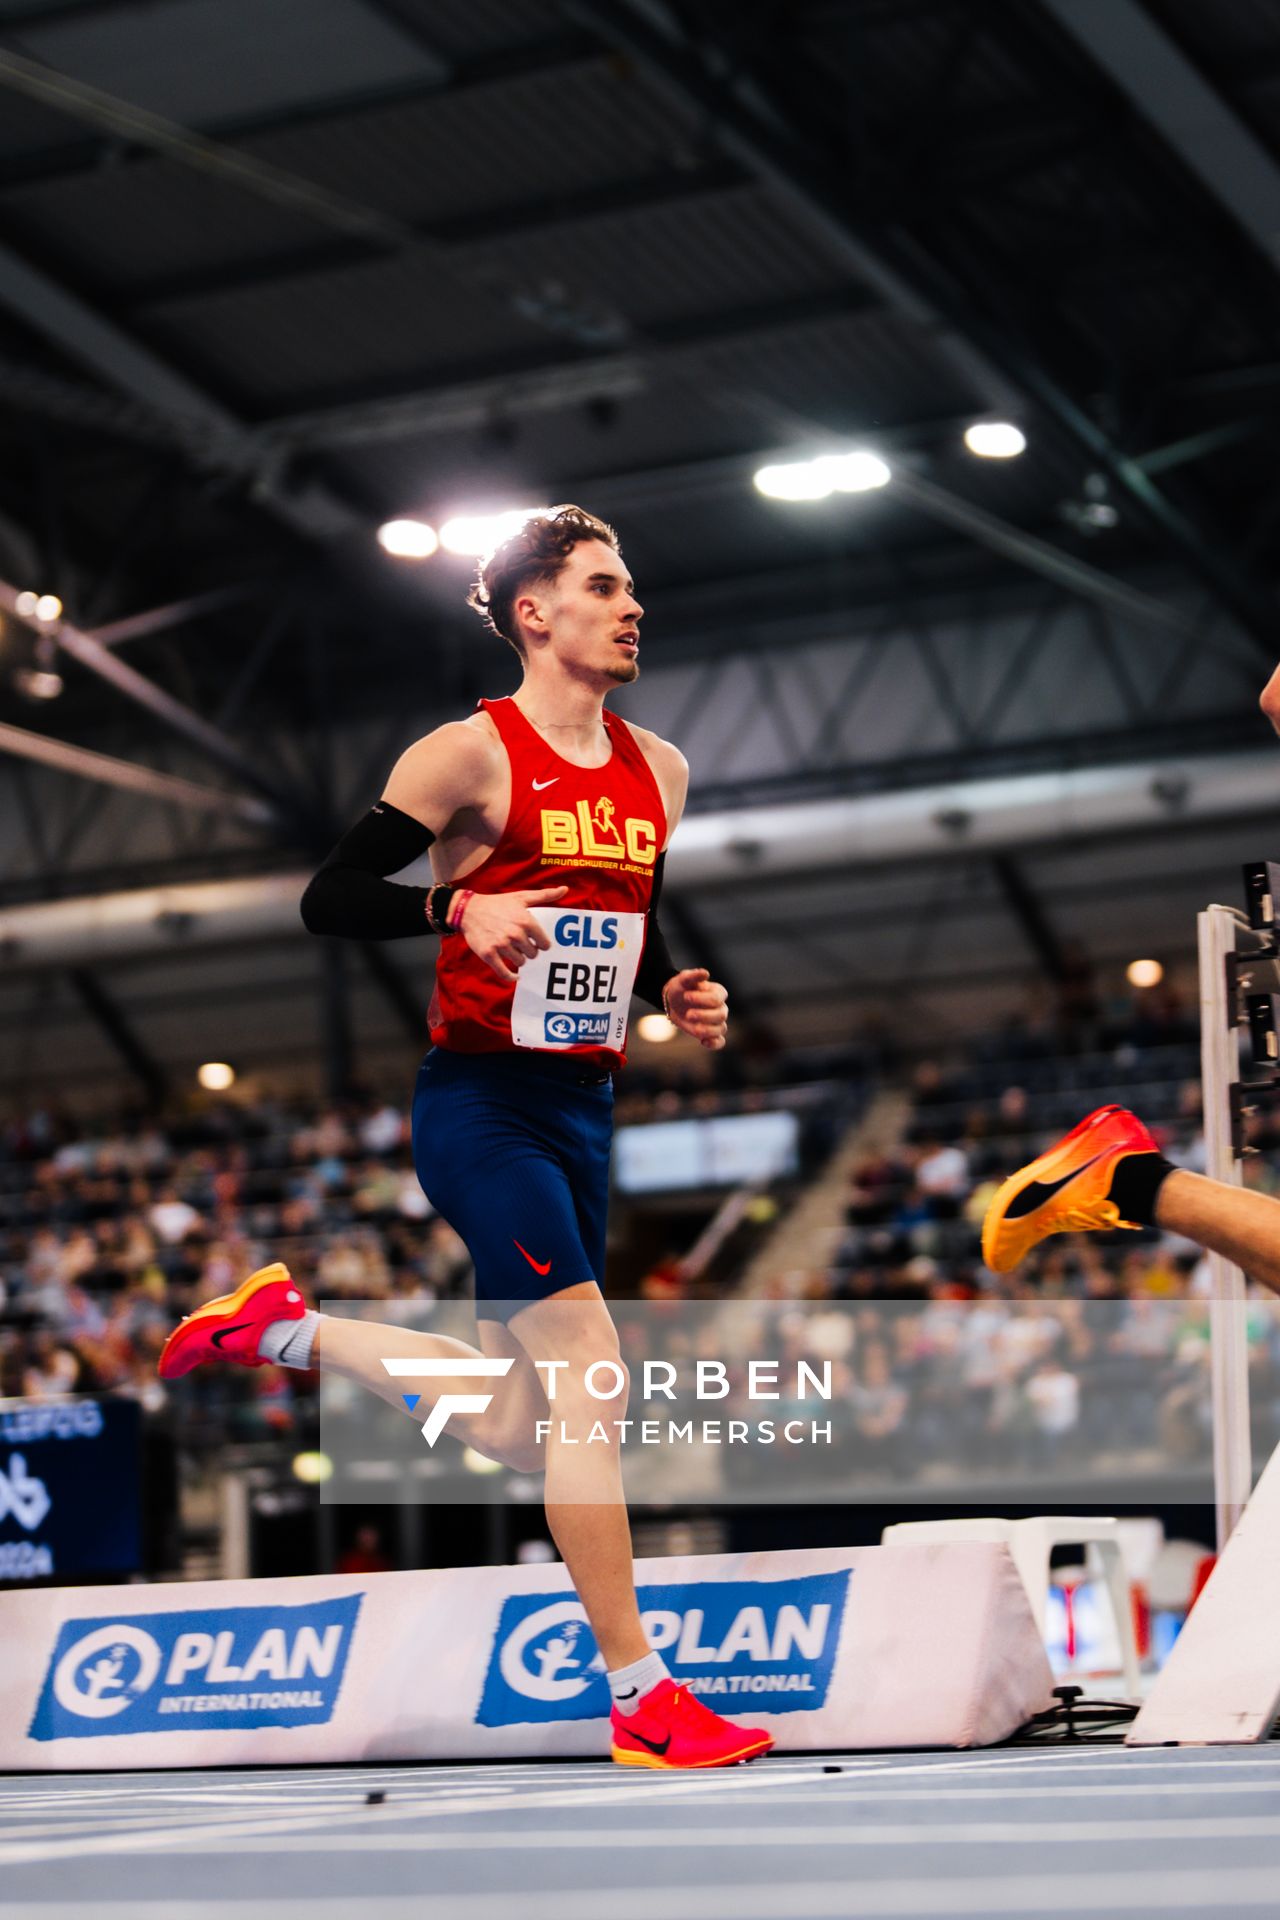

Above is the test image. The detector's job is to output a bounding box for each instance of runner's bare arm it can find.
[384,722,568,980]
[1261,663,1280,738]
[299,724,488,938]
[301,723,545,942]
[626,727,689,848]
[380,720,504,834]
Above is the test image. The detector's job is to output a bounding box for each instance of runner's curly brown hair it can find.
[467,505,620,658]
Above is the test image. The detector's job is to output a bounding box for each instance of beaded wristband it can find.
[448,888,475,931]
[425,883,455,934]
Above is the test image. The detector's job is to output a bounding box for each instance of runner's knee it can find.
[548,1350,631,1430]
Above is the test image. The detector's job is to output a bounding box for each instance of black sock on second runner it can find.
[1107,1152,1176,1226]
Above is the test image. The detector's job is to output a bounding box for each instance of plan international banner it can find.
[0,1544,1053,1768]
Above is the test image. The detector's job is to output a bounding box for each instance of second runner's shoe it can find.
[611,1679,773,1769]
[982,1105,1159,1274]
[157,1262,305,1378]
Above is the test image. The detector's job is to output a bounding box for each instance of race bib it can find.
[510,908,645,1051]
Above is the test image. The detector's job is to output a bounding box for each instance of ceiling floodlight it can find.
[1126,958,1164,989]
[828,450,891,491]
[197,1061,236,1091]
[14,590,39,617]
[14,668,63,700]
[34,594,63,622]
[754,461,836,501]
[754,451,890,501]
[637,1013,678,1043]
[439,509,546,558]
[964,421,1027,459]
[377,518,439,560]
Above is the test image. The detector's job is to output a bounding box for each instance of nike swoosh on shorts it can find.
[513,1239,552,1276]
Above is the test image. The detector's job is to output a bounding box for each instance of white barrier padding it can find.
[0,1543,1054,1769]
[1128,1442,1280,1745]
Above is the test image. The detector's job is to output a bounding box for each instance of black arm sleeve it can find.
[300,802,436,939]
[634,852,679,1009]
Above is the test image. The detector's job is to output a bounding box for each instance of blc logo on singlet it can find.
[540,798,658,869]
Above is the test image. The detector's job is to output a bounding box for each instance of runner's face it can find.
[544,541,643,684]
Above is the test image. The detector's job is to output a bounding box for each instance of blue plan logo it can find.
[477,1570,849,1727]
[544,1011,610,1044]
[29,1593,363,1741]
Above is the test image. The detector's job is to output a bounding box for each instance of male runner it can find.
[984,669,1280,1280]
[158,505,772,1770]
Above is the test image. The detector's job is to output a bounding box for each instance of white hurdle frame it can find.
[1197,904,1252,1548]
[1123,900,1275,1742]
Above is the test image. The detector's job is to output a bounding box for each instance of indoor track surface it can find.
[3,1744,1280,1918]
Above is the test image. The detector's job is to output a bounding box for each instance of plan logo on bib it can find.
[476,1570,849,1726]
[510,907,642,1052]
[543,1010,610,1044]
[28,1594,362,1741]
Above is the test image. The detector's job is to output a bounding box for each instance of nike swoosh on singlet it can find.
[1003,1153,1105,1220]
[532,776,559,791]
[211,1321,256,1348]
[625,1728,672,1756]
[513,1239,552,1276]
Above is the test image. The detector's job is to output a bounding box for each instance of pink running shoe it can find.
[158,1262,306,1378]
[611,1679,773,1769]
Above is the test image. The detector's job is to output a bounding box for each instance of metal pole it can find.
[0,719,273,823]
[1198,905,1252,1546]
[0,578,310,826]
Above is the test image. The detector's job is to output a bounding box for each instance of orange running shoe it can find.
[158,1262,306,1379]
[611,1679,773,1769]
[981,1105,1160,1274]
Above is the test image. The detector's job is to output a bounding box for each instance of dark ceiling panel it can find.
[143,251,544,406]
[0,158,329,285]
[237,52,700,234]
[10,0,445,127]
[364,0,567,63]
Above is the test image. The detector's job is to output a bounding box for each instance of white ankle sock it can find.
[607,1651,669,1715]
[258,1309,319,1369]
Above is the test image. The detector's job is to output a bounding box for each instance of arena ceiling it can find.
[0,0,1279,1100]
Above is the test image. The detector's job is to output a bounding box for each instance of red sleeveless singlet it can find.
[428,696,668,1070]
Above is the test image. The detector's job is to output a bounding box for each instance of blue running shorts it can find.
[411,1046,613,1320]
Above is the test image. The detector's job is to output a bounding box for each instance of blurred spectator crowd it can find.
[0,1055,845,1450]
[0,1092,474,1449]
[6,1009,1280,1500]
